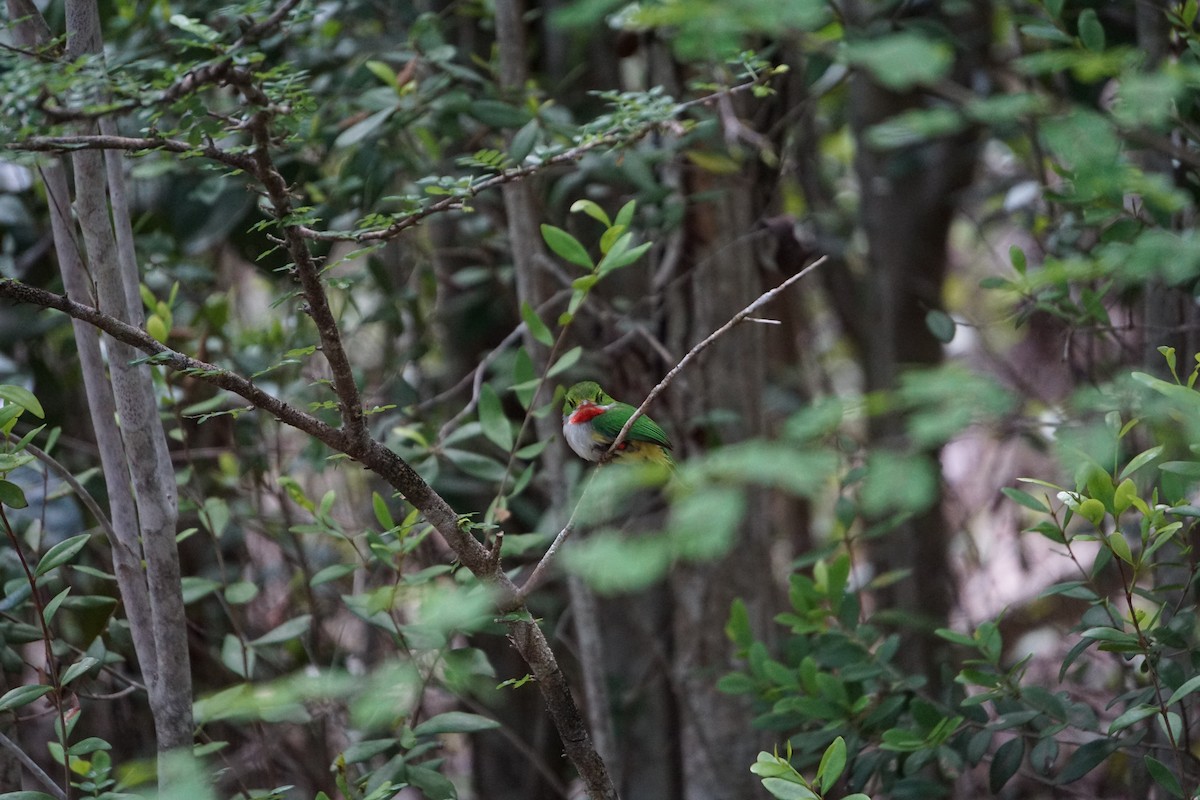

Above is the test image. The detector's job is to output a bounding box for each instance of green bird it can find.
[562,380,673,465]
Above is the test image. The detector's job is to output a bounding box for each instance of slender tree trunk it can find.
[667,169,776,800]
[494,0,620,792]
[845,0,987,678]
[10,0,194,765]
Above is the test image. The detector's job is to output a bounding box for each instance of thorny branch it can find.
[0,274,616,799]
[605,255,829,458]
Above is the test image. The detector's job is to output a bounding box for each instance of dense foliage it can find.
[2,1,1200,799]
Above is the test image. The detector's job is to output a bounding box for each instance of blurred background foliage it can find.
[4,0,1200,798]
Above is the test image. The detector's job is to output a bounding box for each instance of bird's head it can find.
[563,381,614,417]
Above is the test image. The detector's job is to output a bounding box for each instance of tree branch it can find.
[605,255,828,458]
[0,276,613,799]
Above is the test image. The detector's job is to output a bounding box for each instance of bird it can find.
[561,380,673,465]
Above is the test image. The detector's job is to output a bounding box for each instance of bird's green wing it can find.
[592,403,673,449]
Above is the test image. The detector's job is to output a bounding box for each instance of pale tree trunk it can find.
[667,173,775,800]
[845,0,987,678]
[10,0,193,765]
[494,0,620,791]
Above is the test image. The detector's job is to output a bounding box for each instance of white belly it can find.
[563,419,602,461]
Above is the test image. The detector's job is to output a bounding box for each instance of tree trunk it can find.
[845,0,988,677]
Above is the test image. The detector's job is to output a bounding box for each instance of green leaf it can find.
[760,779,818,800]
[43,587,69,626]
[1055,738,1116,784]
[35,533,91,577]
[310,563,357,586]
[0,385,44,419]
[989,736,1024,793]
[478,384,514,451]
[513,348,537,409]
[411,711,500,735]
[334,107,396,149]
[520,301,555,347]
[1107,532,1134,565]
[510,118,539,163]
[468,100,530,128]
[1145,755,1184,798]
[843,32,953,90]
[0,684,53,712]
[0,480,27,509]
[372,492,395,530]
[1167,673,1200,706]
[1120,445,1163,480]
[225,581,259,605]
[570,199,611,226]
[60,657,99,686]
[1160,461,1200,478]
[540,224,594,269]
[1077,8,1105,51]
[547,346,583,378]
[816,736,847,793]
[248,615,312,647]
[1001,487,1049,513]
[925,309,956,343]
[1108,704,1158,734]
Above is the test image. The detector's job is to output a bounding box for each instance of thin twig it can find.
[604,255,828,457]
[518,467,601,598]
[0,730,66,800]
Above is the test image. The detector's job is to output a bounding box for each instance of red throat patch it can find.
[568,402,605,424]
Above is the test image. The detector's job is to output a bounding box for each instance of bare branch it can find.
[11,134,257,171]
[605,255,829,458]
[0,276,608,797]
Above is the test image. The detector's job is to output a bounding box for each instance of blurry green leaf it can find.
[570,199,611,226]
[816,736,847,793]
[860,451,937,516]
[0,385,44,419]
[520,301,555,347]
[443,449,508,481]
[513,348,538,409]
[0,684,52,712]
[1166,673,1200,706]
[181,576,221,604]
[412,711,500,735]
[1055,738,1117,784]
[373,492,395,530]
[925,309,956,343]
[225,581,259,605]
[0,480,27,509]
[563,533,673,593]
[668,487,745,561]
[1145,755,1184,798]
[1077,8,1105,51]
[1120,445,1163,480]
[60,656,98,686]
[478,384,514,451]
[510,118,539,162]
[843,32,953,90]
[201,497,230,538]
[540,225,593,269]
[1108,704,1158,734]
[35,534,90,577]
[1160,461,1200,478]
[468,100,530,128]
[1001,487,1049,513]
[547,346,583,377]
[760,779,817,800]
[866,107,965,149]
[248,615,312,647]
[726,598,753,649]
[310,563,357,587]
[334,107,396,149]
[989,737,1024,793]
